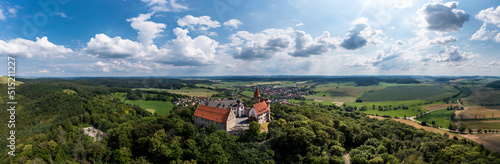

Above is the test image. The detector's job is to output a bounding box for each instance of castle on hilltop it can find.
[193,87,271,132]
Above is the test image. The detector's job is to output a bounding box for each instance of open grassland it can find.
[360,85,459,102]
[240,91,254,97]
[460,134,500,152]
[456,106,500,119]
[307,82,384,102]
[124,100,174,115]
[114,92,127,101]
[458,120,500,130]
[346,100,432,117]
[369,115,461,139]
[463,87,500,106]
[138,88,218,97]
[113,92,174,115]
[416,110,455,128]
[0,76,23,85]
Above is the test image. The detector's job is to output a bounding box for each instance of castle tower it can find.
[254,87,260,104]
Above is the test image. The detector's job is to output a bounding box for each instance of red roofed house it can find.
[194,105,236,131]
[249,87,271,124]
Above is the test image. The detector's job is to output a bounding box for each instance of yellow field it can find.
[423,103,451,111]
[460,134,500,152]
[456,106,500,119]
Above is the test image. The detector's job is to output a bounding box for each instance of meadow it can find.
[359,85,459,102]
[464,87,500,106]
[138,88,218,97]
[416,109,455,128]
[345,100,430,117]
[113,92,174,115]
[306,82,384,102]
[458,120,500,130]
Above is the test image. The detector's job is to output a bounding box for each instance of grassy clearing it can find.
[360,85,459,102]
[124,100,174,115]
[0,76,23,85]
[416,110,455,128]
[113,92,174,115]
[138,88,218,97]
[459,120,500,130]
[240,91,254,97]
[63,89,77,95]
[114,92,127,101]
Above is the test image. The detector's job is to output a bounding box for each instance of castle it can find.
[193,87,271,132]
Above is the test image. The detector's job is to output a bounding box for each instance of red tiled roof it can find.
[253,101,269,115]
[194,105,230,124]
[254,87,260,97]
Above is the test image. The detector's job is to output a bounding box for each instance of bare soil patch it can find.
[460,134,500,152]
[423,104,451,111]
[456,106,500,119]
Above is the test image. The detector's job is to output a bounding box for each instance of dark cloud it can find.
[288,31,336,57]
[340,24,369,50]
[420,2,469,32]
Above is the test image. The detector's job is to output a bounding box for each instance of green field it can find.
[359,85,459,102]
[240,91,254,97]
[345,100,431,117]
[113,92,174,115]
[459,121,500,130]
[306,82,384,102]
[416,109,455,128]
[0,76,23,85]
[464,87,500,106]
[138,88,218,97]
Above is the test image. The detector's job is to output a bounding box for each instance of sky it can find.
[0,0,500,77]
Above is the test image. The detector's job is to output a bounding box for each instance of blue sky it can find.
[1,0,500,77]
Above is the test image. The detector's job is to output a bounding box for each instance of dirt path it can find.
[368,115,462,139]
[343,153,350,164]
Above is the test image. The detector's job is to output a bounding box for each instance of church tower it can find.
[254,87,260,104]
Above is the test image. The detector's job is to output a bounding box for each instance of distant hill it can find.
[0,76,23,85]
[485,80,500,89]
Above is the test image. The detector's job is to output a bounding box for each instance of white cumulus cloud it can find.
[127,13,167,45]
[177,15,220,31]
[223,19,243,29]
[0,37,72,58]
[418,1,469,32]
[141,0,188,12]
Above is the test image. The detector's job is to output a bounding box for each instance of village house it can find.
[193,105,236,131]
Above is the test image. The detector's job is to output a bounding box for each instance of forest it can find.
[1,79,499,164]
